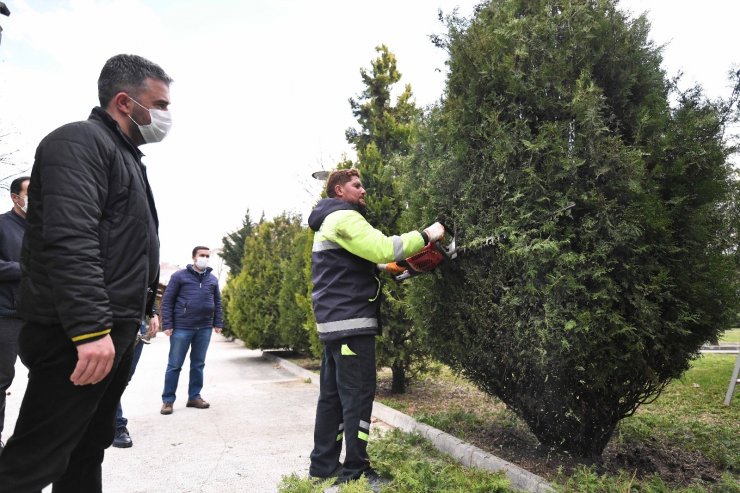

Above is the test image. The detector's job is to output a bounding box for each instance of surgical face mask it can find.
[129,96,172,144]
[195,256,209,270]
[15,195,28,214]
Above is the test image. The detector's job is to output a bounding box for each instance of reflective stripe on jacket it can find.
[308,198,424,342]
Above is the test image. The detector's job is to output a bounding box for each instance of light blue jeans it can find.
[161,327,212,403]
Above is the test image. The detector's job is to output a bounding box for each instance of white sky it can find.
[0,0,738,267]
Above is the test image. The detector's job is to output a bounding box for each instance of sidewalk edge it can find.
[262,351,553,493]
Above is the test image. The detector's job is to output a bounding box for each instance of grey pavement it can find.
[4,334,319,493]
[5,333,553,493]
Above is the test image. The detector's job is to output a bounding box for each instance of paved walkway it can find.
[4,334,319,493]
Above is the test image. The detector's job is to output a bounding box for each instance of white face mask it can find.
[15,195,28,214]
[129,96,172,144]
[195,256,209,270]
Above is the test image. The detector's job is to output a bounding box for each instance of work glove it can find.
[377,262,407,276]
[423,222,445,243]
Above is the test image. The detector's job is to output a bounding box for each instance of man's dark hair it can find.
[10,176,30,195]
[192,246,210,257]
[326,169,360,198]
[98,54,173,107]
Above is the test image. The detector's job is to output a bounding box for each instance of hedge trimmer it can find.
[381,202,575,281]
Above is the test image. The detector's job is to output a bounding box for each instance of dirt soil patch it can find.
[374,370,726,488]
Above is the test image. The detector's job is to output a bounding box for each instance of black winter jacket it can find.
[18,107,160,344]
[0,209,28,318]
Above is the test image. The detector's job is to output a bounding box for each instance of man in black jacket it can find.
[0,54,171,492]
[0,175,29,453]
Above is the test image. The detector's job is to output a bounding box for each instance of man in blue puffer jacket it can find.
[159,246,222,415]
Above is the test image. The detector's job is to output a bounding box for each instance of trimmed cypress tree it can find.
[407,0,740,456]
[227,212,304,349]
[221,210,254,277]
[277,227,318,354]
[346,45,434,393]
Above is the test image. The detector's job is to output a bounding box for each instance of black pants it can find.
[0,317,22,442]
[309,334,376,481]
[0,320,137,493]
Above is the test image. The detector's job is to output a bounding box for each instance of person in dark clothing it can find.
[111,312,159,448]
[0,175,30,452]
[159,246,223,415]
[307,169,444,491]
[0,54,171,492]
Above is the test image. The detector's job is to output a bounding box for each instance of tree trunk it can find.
[390,361,406,394]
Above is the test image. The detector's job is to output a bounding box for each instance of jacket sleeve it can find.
[160,272,180,330]
[213,279,223,328]
[35,126,113,344]
[322,209,425,263]
[0,259,20,282]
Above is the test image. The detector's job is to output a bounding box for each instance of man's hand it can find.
[148,314,160,338]
[423,222,445,243]
[214,327,223,334]
[70,334,115,386]
[163,328,173,336]
[377,263,407,276]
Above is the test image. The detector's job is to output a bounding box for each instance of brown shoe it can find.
[186,397,210,409]
[160,402,173,415]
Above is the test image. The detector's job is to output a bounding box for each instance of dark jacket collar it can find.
[186,264,213,278]
[89,107,144,160]
[308,198,365,232]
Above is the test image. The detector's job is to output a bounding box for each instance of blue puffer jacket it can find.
[161,264,223,330]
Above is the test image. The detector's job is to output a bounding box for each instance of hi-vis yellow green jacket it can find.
[308,198,425,342]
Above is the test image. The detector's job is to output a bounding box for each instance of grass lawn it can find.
[719,328,740,344]
[278,429,515,492]
[278,352,739,492]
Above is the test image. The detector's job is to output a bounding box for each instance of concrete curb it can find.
[262,351,553,493]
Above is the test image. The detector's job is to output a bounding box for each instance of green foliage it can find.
[346,44,418,162]
[346,45,433,393]
[555,466,740,493]
[219,286,235,339]
[227,213,305,349]
[406,0,740,457]
[277,227,319,355]
[277,429,513,492]
[415,409,486,438]
[221,209,254,277]
[299,228,323,357]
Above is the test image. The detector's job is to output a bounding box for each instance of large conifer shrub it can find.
[407,0,739,456]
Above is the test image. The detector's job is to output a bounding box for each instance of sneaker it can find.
[186,397,210,409]
[112,427,132,448]
[160,402,173,415]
